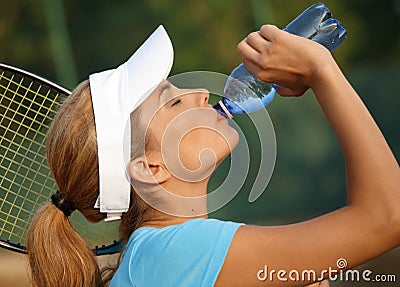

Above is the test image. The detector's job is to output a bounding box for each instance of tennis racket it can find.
[0,63,122,255]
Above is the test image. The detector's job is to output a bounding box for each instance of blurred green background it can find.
[0,0,399,286]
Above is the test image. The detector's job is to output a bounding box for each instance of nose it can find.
[193,88,210,107]
[176,87,211,107]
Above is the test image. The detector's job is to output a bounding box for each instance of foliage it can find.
[0,0,398,224]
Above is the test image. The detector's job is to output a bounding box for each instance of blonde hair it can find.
[26,80,150,287]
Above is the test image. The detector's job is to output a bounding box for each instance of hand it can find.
[304,279,330,287]
[237,25,334,97]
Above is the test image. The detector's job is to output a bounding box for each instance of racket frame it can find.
[0,63,122,255]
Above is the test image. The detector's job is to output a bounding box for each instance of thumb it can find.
[276,85,308,97]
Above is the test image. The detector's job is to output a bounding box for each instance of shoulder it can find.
[123,218,244,286]
[129,218,243,255]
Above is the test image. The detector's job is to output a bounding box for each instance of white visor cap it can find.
[89,25,174,221]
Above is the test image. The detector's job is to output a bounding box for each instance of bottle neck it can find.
[212,100,233,119]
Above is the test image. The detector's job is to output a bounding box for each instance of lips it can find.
[216,110,227,121]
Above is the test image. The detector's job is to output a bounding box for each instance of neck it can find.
[138,177,209,229]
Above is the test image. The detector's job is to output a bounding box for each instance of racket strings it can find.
[0,69,60,245]
[0,66,120,254]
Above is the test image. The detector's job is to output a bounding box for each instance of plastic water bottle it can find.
[214,2,348,118]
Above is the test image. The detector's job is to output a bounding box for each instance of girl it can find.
[27,25,399,287]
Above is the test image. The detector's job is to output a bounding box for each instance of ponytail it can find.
[26,81,105,287]
[27,204,102,287]
[26,79,152,286]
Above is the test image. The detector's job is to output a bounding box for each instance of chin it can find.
[225,125,239,150]
[216,126,239,163]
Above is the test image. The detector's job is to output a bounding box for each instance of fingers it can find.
[237,39,260,65]
[303,280,330,287]
[237,26,280,60]
[245,31,270,53]
[276,85,308,97]
[319,279,330,287]
[237,25,289,76]
[237,30,273,81]
[259,24,281,41]
[237,26,277,65]
[237,24,314,92]
[304,282,320,287]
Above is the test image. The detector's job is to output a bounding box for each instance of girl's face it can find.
[139,80,239,182]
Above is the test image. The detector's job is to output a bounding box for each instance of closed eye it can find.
[171,99,181,106]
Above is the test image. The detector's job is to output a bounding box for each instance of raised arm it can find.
[215,25,400,287]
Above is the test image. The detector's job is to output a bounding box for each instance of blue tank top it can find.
[110,218,243,286]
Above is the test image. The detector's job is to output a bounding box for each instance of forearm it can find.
[238,23,400,229]
[311,60,400,219]
[220,27,400,287]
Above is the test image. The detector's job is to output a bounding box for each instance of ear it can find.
[128,156,171,184]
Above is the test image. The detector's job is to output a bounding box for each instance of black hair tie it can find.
[51,190,76,217]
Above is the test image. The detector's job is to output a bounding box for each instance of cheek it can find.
[155,108,239,180]
[179,128,233,171]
